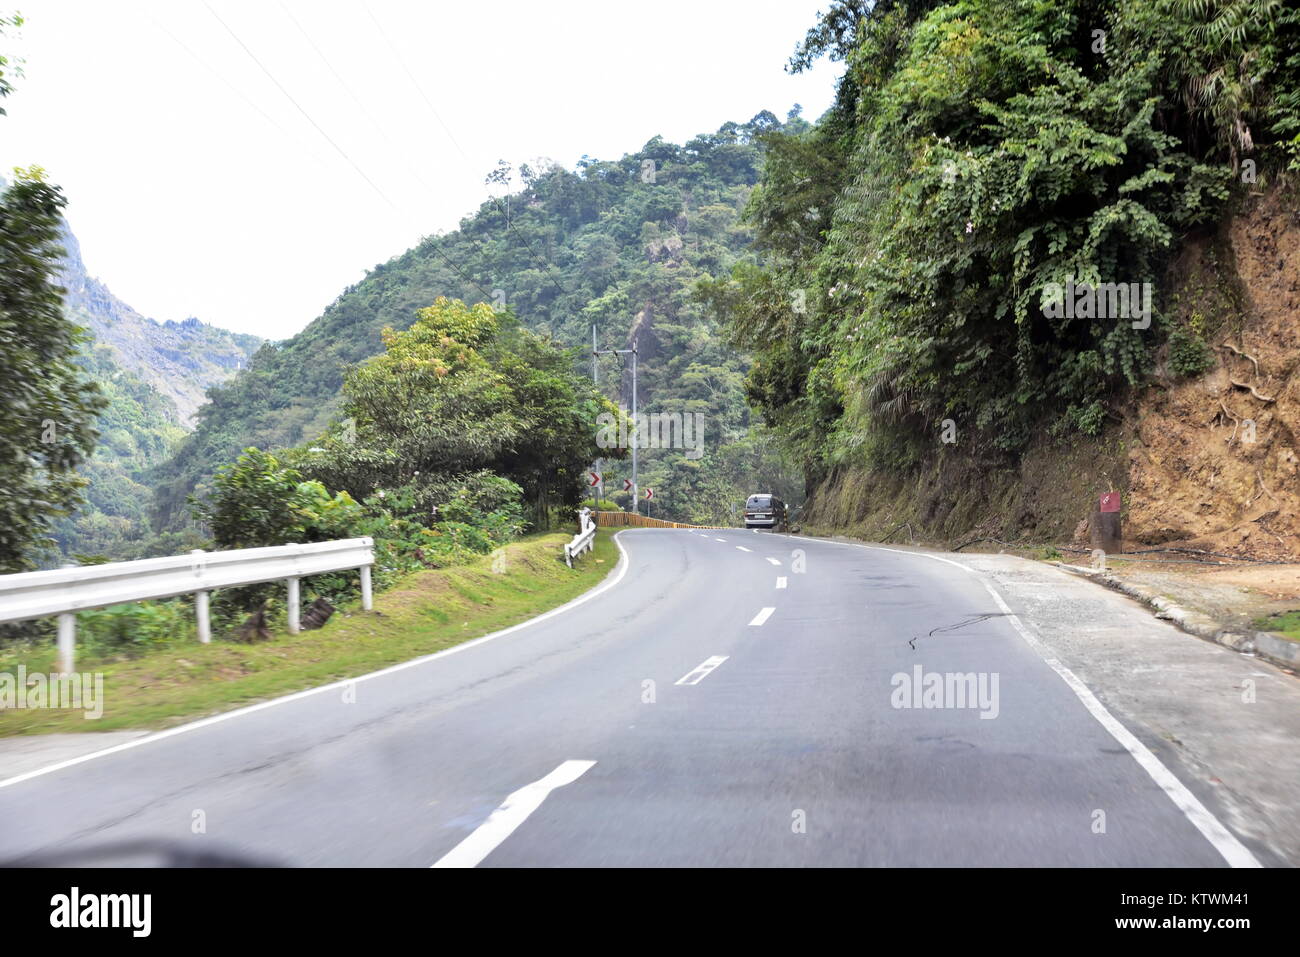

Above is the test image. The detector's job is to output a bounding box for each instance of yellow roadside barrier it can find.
[592,511,730,530]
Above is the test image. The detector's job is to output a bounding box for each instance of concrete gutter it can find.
[1052,561,1300,671]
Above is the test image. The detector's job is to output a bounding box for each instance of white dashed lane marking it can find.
[675,655,729,686]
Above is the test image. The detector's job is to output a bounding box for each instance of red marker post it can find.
[1090,491,1122,555]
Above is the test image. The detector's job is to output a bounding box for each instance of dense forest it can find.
[711,0,1300,512]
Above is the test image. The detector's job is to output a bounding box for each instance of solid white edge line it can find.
[431,759,597,868]
[793,533,1263,868]
[748,607,775,627]
[0,533,634,791]
[776,577,788,589]
[674,655,729,686]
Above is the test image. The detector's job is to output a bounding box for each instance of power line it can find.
[199,0,495,303]
[357,0,469,158]
[357,0,572,303]
[276,0,441,199]
[202,0,399,212]
[142,9,326,171]
[279,0,519,306]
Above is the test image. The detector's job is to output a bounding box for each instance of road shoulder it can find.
[957,551,1300,866]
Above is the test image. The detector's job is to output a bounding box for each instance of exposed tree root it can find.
[1218,340,1261,378]
[1228,378,1276,402]
[1218,341,1276,401]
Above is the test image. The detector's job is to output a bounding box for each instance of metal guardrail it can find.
[0,538,375,672]
[564,508,596,567]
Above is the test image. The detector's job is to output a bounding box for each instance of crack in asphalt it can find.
[908,613,1012,650]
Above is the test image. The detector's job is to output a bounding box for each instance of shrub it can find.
[190,448,363,549]
[1167,327,1215,379]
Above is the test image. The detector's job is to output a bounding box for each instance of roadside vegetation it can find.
[1252,610,1300,642]
[0,530,618,734]
[707,0,1300,489]
[1,295,619,655]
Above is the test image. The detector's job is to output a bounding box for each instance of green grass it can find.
[1251,610,1300,642]
[0,530,618,735]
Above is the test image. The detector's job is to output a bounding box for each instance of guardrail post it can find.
[287,576,300,634]
[195,590,211,644]
[57,612,75,675]
[190,549,211,644]
[55,560,77,674]
[360,564,373,611]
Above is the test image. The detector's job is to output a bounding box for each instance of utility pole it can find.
[591,326,601,504]
[593,331,638,514]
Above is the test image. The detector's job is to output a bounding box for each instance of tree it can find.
[0,169,105,571]
[191,447,361,549]
[292,297,618,526]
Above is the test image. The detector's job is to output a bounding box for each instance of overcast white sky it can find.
[1,0,839,339]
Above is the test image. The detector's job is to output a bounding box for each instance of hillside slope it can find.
[1127,188,1300,559]
[800,186,1300,560]
[721,0,1300,558]
[58,227,262,425]
[45,224,263,562]
[151,113,807,529]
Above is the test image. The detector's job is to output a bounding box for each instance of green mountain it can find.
[152,112,808,529]
[58,226,262,425]
[47,225,262,562]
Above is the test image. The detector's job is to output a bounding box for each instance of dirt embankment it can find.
[804,186,1300,558]
[1127,187,1300,559]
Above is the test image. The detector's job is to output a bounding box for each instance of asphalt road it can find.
[0,529,1263,866]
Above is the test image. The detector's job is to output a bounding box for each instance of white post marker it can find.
[195,590,211,644]
[56,612,75,675]
[190,549,210,643]
[432,760,597,868]
[360,564,373,611]
[287,576,300,635]
[56,561,77,673]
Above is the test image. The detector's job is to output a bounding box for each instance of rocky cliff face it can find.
[57,226,262,425]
